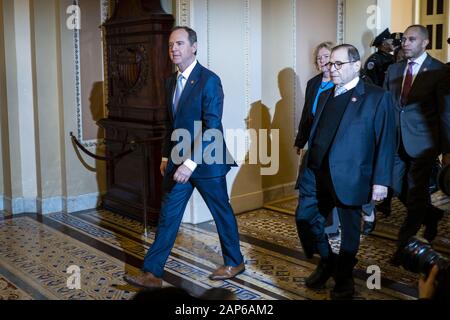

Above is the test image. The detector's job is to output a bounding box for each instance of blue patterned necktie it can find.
[334,86,348,97]
[173,74,184,114]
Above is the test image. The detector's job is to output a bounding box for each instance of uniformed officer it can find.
[391,32,404,62]
[363,28,395,87]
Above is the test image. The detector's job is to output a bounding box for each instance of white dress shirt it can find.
[334,76,360,96]
[162,60,198,172]
[402,51,428,90]
[172,59,198,106]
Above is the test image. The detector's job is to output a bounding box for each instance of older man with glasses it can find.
[295,44,395,299]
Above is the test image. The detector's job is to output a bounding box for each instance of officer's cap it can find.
[372,28,391,47]
[390,32,403,41]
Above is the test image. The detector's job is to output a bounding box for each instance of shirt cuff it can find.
[161,157,169,162]
[183,159,197,172]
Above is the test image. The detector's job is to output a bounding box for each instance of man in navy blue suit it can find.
[295,44,395,299]
[124,26,244,289]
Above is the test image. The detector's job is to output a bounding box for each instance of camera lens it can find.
[400,237,442,276]
[401,237,450,300]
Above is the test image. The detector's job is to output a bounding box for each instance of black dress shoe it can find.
[331,252,357,300]
[431,206,445,220]
[423,220,438,242]
[375,203,391,217]
[305,257,334,289]
[362,220,376,235]
[375,205,391,217]
[423,207,444,242]
[330,277,355,300]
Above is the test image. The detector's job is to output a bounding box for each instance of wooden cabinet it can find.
[99,0,174,225]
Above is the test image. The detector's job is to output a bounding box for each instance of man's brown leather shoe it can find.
[209,262,245,280]
[123,272,163,289]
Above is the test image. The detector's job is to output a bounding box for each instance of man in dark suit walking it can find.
[384,25,450,262]
[296,44,395,299]
[124,26,245,289]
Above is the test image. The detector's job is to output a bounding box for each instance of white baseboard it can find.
[64,193,101,213]
[1,193,101,215]
[181,185,295,225]
[180,190,265,226]
[230,190,264,214]
[10,197,37,213]
[37,197,63,214]
[263,182,297,203]
[0,184,295,217]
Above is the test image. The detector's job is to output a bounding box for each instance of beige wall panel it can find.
[345,0,378,62]
[32,0,63,204]
[79,0,104,142]
[391,0,415,32]
[2,0,39,212]
[59,0,105,210]
[260,0,296,193]
[188,0,265,219]
[0,0,6,199]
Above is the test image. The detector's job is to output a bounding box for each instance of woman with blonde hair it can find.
[294,41,335,153]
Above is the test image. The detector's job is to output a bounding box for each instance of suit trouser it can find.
[142,176,244,277]
[324,197,373,237]
[296,164,362,259]
[325,208,340,235]
[393,144,437,248]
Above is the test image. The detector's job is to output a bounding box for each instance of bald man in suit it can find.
[384,25,450,263]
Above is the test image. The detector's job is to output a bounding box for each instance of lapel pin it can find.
[352,97,357,102]
[190,80,195,85]
[423,68,428,72]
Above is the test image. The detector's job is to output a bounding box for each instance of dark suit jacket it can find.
[297,79,396,206]
[162,62,235,179]
[384,54,450,158]
[294,73,324,149]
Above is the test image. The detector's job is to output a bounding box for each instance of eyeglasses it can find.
[326,61,356,70]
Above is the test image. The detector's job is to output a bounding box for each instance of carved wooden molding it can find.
[292,0,297,140]
[73,0,87,146]
[206,0,211,68]
[177,0,191,26]
[110,45,149,103]
[73,0,108,147]
[337,0,345,44]
[244,0,250,118]
[101,0,109,23]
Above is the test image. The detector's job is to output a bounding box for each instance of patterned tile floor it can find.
[1,198,444,300]
[264,191,450,253]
